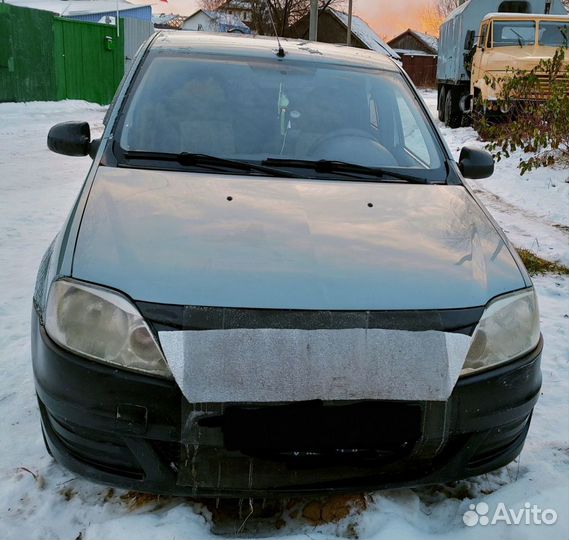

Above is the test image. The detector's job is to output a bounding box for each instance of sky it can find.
[146,0,431,40]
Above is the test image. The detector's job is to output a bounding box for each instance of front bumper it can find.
[32,310,542,497]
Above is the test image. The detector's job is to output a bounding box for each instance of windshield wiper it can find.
[123,151,303,178]
[262,158,429,184]
[511,29,526,48]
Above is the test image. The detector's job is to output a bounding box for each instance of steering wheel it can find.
[307,128,397,166]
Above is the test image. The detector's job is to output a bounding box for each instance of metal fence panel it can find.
[0,4,56,102]
[53,17,125,104]
[123,18,154,73]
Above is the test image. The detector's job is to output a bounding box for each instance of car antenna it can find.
[265,0,286,57]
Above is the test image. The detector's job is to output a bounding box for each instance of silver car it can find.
[32,32,542,497]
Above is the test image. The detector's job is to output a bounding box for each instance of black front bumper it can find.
[32,310,542,497]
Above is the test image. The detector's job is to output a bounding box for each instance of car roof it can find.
[482,13,569,22]
[151,31,400,71]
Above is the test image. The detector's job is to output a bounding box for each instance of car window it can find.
[118,53,445,179]
[480,23,489,47]
[396,96,431,166]
[493,20,536,47]
[538,21,569,47]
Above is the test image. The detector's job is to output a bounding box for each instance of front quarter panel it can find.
[33,32,160,320]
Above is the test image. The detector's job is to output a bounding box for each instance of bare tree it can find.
[199,0,225,10]
[420,0,461,36]
[434,0,462,19]
[251,0,345,37]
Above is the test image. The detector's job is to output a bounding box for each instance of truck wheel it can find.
[444,88,462,129]
[438,87,446,122]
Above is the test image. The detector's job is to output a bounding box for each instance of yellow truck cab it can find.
[471,13,569,105]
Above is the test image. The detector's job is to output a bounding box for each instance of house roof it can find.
[5,0,150,16]
[328,9,400,59]
[393,48,437,57]
[388,28,438,54]
[153,13,186,29]
[218,0,253,10]
[183,8,251,32]
[411,30,438,53]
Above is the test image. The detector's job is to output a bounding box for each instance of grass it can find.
[516,248,569,276]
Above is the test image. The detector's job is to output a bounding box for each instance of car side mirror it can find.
[458,145,494,179]
[47,121,92,157]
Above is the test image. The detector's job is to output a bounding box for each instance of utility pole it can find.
[309,0,318,41]
[347,0,353,45]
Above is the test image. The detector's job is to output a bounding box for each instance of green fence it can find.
[0,3,56,102]
[53,17,124,104]
[0,4,124,104]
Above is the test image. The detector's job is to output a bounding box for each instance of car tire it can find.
[41,427,54,458]
[444,88,462,129]
[438,86,446,122]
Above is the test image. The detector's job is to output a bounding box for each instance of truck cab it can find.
[436,0,568,129]
[471,13,569,106]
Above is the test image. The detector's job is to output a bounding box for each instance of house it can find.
[153,13,187,30]
[288,8,400,60]
[388,29,438,87]
[215,0,253,25]
[181,9,251,33]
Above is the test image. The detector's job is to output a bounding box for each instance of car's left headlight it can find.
[460,288,540,377]
[45,279,172,379]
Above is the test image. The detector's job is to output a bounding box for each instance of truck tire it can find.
[444,88,462,129]
[438,86,446,122]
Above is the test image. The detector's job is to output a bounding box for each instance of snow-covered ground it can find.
[0,95,567,540]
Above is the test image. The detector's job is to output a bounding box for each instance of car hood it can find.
[72,167,525,310]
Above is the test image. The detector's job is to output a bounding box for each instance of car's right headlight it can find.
[45,278,172,379]
[460,288,540,377]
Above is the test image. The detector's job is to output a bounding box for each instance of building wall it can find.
[288,12,367,49]
[182,12,216,31]
[69,5,152,23]
[400,55,438,87]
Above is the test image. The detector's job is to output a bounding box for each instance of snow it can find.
[410,30,439,53]
[0,95,567,539]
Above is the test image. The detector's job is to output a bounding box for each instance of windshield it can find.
[539,21,569,47]
[492,20,536,47]
[117,53,445,181]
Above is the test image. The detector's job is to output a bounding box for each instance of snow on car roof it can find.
[152,31,400,70]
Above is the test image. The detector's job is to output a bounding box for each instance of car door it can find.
[471,22,490,93]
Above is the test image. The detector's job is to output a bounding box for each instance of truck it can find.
[437,0,568,127]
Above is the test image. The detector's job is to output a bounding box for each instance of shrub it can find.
[475,48,569,175]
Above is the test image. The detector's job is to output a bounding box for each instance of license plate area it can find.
[218,401,422,454]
